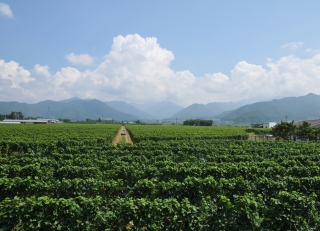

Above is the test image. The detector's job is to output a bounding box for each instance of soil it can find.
[112,126,133,145]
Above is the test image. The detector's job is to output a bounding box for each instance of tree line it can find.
[271,120,320,140]
[0,112,112,124]
[0,111,25,121]
[183,119,213,126]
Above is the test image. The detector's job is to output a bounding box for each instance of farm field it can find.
[126,125,249,142]
[1,124,320,230]
[0,123,120,143]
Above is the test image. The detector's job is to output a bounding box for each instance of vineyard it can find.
[1,124,320,230]
[125,125,249,142]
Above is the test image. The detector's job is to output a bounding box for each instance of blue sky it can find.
[1,1,320,106]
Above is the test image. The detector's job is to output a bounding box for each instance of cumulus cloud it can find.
[280,42,304,50]
[32,64,51,79]
[0,3,13,18]
[1,34,320,105]
[65,53,95,65]
[0,60,34,88]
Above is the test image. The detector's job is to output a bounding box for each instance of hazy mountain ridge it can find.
[0,99,139,121]
[1,93,320,123]
[168,100,250,119]
[145,101,183,119]
[169,104,216,119]
[220,93,320,123]
[105,101,155,120]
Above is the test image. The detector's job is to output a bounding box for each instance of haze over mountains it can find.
[0,99,139,121]
[221,93,320,123]
[105,101,155,120]
[0,93,320,124]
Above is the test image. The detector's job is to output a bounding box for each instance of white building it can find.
[263,122,277,128]
[0,119,60,124]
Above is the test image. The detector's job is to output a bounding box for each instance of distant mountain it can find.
[145,101,183,119]
[205,97,267,115]
[168,98,262,120]
[106,101,155,120]
[169,104,216,119]
[0,101,42,117]
[59,97,92,103]
[59,97,82,103]
[0,99,139,121]
[206,102,243,115]
[130,102,157,112]
[220,93,320,123]
[229,111,271,124]
[2,93,319,123]
[204,103,230,115]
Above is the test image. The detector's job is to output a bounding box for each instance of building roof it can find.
[3,119,50,123]
[295,119,320,128]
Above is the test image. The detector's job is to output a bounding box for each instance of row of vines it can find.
[125,125,249,142]
[1,124,320,230]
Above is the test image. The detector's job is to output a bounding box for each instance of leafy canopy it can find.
[271,121,296,140]
[297,121,312,137]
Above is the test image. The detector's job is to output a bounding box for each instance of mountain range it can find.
[105,101,155,120]
[0,93,320,123]
[221,93,320,123]
[0,99,139,121]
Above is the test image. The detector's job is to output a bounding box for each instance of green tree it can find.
[271,120,296,140]
[297,121,312,138]
[85,118,96,124]
[311,127,320,138]
[7,111,24,120]
[183,119,213,126]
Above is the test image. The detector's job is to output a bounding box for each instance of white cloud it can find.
[65,53,95,66]
[280,42,304,50]
[32,64,51,79]
[0,60,34,88]
[0,3,13,18]
[2,34,320,106]
[305,48,320,53]
[0,60,35,102]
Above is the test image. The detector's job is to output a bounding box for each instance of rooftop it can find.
[295,119,320,128]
